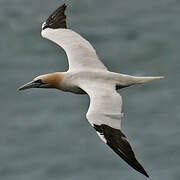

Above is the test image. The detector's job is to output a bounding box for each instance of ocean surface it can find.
[0,0,180,180]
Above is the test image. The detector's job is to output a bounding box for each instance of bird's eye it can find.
[34,79,43,84]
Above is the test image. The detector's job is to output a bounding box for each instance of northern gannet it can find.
[18,4,163,177]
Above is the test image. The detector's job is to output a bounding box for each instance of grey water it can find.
[0,0,180,179]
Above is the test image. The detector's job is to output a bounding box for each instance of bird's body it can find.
[36,70,162,94]
[19,4,164,177]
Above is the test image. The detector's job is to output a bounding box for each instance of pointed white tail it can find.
[132,76,164,84]
[113,72,164,88]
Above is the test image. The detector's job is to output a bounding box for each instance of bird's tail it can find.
[131,76,164,84]
[114,73,164,89]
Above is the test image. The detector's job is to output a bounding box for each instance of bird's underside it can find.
[18,3,164,178]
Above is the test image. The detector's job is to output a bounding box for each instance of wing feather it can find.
[95,124,149,177]
[80,83,149,177]
[41,4,107,71]
[44,3,67,29]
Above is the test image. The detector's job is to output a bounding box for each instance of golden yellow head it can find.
[18,72,62,91]
[37,72,62,88]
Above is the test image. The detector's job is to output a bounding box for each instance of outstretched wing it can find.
[41,4,107,71]
[80,83,149,177]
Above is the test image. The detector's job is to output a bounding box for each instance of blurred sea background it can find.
[0,0,179,180]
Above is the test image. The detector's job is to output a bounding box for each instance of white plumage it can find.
[42,28,107,71]
[19,4,164,177]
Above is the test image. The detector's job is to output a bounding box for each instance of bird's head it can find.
[18,72,62,91]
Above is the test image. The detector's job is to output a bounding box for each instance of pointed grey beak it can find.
[18,80,43,91]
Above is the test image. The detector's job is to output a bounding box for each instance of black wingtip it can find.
[143,169,149,178]
[138,165,149,178]
[59,3,67,12]
[112,144,149,178]
[93,124,150,178]
[62,3,67,9]
[145,173,149,178]
[44,3,67,30]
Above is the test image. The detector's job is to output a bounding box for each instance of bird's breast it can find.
[58,71,114,94]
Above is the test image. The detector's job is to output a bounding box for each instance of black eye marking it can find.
[34,79,44,84]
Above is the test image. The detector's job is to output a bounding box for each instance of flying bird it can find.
[18,4,163,177]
